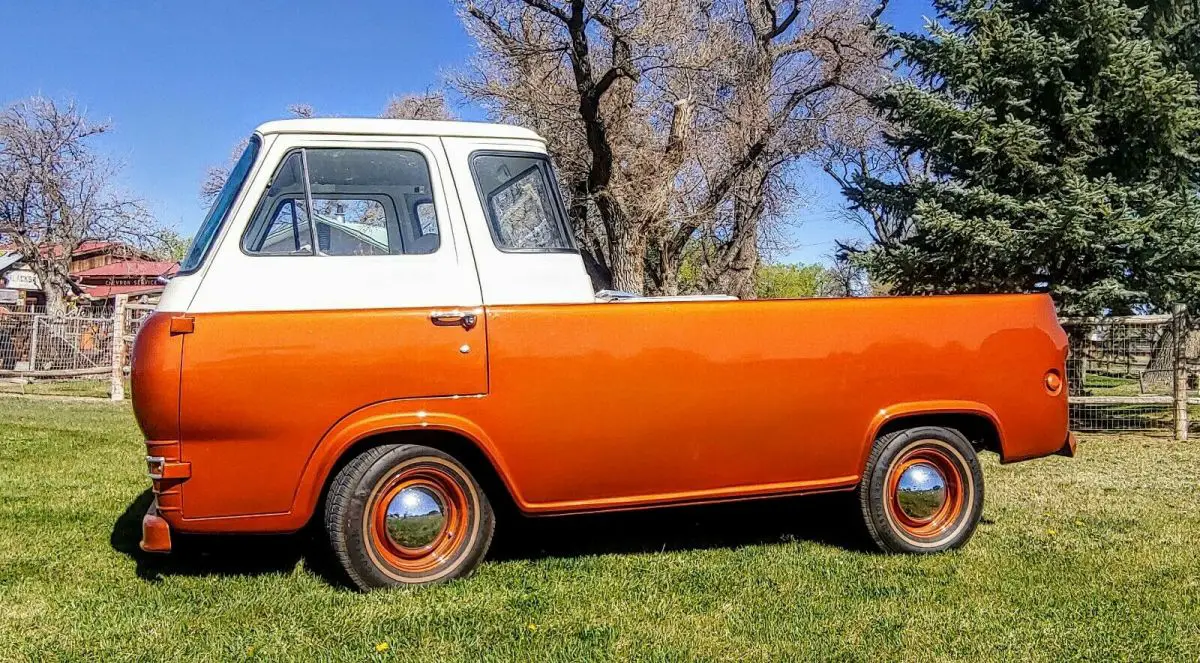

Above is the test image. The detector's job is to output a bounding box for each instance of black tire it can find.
[324,444,494,590]
[858,426,984,554]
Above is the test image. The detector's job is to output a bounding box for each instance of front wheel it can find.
[324,444,494,590]
[858,426,984,553]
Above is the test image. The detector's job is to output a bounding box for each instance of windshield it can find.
[179,135,261,273]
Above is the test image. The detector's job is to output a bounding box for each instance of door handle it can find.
[430,309,478,330]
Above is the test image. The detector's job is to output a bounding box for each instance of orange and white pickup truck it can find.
[132,118,1075,590]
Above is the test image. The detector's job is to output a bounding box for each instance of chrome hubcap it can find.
[385,486,446,549]
[896,462,947,520]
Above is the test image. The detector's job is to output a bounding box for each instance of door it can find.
[179,135,487,518]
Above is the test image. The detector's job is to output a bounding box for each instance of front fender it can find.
[288,402,521,523]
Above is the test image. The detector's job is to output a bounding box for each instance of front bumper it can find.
[140,499,172,553]
[139,444,189,554]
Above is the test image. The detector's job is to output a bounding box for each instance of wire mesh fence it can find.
[1061,309,1197,435]
[0,296,151,399]
[0,312,115,374]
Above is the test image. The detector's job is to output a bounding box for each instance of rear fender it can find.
[858,400,1007,471]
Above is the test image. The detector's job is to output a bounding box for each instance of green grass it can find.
[1,400,1198,662]
[0,379,118,399]
[1081,373,1145,396]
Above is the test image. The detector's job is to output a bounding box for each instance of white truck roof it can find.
[254,118,545,142]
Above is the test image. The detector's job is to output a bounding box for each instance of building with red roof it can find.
[0,242,178,310]
[72,260,179,302]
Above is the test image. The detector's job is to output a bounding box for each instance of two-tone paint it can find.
[132,119,1072,550]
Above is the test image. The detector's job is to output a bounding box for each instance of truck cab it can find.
[133,118,1073,590]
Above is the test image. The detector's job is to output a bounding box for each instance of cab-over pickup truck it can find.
[132,118,1075,590]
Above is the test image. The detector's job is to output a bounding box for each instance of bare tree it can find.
[200,139,250,206]
[0,97,158,314]
[456,0,884,296]
[456,0,711,293]
[153,228,192,262]
[382,91,456,120]
[203,96,454,206]
[286,103,316,119]
[822,245,875,296]
[823,130,925,253]
[656,0,886,298]
[202,104,317,205]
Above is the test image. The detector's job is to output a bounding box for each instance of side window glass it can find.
[311,198,389,256]
[472,154,572,251]
[410,199,439,256]
[415,200,437,235]
[243,152,313,255]
[243,148,440,256]
[259,199,313,255]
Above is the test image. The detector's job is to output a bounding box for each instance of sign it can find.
[0,289,18,304]
[4,269,39,291]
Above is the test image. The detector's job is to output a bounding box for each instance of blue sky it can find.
[0,0,932,265]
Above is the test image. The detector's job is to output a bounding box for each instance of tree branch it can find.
[764,1,802,41]
[516,0,568,23]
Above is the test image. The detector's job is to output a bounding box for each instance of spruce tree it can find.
[853,0,1200,315]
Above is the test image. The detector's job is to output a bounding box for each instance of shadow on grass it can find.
[111,488,871,587]
[110,489,349,586]
[488,492,872,562]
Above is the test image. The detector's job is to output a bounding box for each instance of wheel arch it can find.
[291,409,523,527]
[860,401,1007,470]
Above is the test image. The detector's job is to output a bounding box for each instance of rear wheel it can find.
[858,426,983,553]
[324,444,494,590]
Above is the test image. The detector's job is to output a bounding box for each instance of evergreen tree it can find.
[852,0,1200,315]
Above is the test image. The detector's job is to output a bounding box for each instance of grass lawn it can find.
[1,399,1198,661]
[1080,373,1146,397]
[0,379,118,399]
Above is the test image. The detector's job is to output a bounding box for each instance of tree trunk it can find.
[580,248,612,292]
[644,238,681,296]
[42,289,67,316]
[39,271,72,316]
[657,257,681,296]
[718,239,759,300]
[567,178,611,292]
[609,227,647,294]
[1142,323,1175,394]
[1065,324,1089,395]
[702,164,767,299]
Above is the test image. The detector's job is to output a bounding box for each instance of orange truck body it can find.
[130,119,1073,562]
[132,293,1071,539]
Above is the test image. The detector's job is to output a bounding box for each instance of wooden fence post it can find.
[109,295,127,401]
[27,314,39,371]
[1173,303,1189,441]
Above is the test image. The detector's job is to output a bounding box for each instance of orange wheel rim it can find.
[367,464,470,574]
[884,443,965,540]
